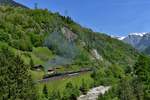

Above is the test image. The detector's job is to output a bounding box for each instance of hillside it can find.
[0,6,146,100]
[0,6,138,67]
[0,0,28,8]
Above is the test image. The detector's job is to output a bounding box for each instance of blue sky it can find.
[15,0,150,36]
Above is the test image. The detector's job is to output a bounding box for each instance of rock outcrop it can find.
[61,27,78,42]
[91,49,103,61]
[78,86,110,100]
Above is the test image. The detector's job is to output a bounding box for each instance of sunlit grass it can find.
[30,70,45,80]
[36,72,94,96]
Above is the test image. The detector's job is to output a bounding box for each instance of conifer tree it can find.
[0,46,37,100]
[43,84,48,98]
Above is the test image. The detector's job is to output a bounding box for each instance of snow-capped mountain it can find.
[117,36,126,40]
[116,32,150,54]
[129,32,147,37]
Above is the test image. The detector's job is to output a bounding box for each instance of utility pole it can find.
[65,9,68,17]
[34,2,38,9]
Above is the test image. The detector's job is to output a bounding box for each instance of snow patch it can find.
[118,36,126,40]
[110,35,126,40]
[129,32,147,37]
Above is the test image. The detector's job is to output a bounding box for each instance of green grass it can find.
[10,46,55,65]
[30,47,55,65]
[36,72,93,97]
[33,47,54,61]
[30,70,45,80]
[30,53,45,65]
[12,49,44,65]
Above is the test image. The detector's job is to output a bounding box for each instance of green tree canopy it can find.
[0,46,36,100]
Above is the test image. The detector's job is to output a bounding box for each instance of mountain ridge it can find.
[0,0,28,8]
[116,32,150,54]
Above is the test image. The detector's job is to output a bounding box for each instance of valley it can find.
[0,0,149,100]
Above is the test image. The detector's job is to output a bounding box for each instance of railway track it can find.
[37,69,92,83]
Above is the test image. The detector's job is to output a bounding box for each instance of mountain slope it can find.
[0,6,139,68]
[118,32,150,54]
[143,46,150,54]
[0,0,28,8]
[0,5,142,100]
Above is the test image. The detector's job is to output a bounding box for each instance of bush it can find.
[62,82,80,100]
[79,79,89,94]
[10,39,32,51]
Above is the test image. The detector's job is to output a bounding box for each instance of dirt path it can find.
[78,86,110,100]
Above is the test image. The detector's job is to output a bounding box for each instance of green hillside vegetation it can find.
[0,0,28,8]
[0,5,149,100]
[37,73,93,98]
[0,6,138,66]
[0,45,37,100]
[143,46,150,55]
[98,54,150,100]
